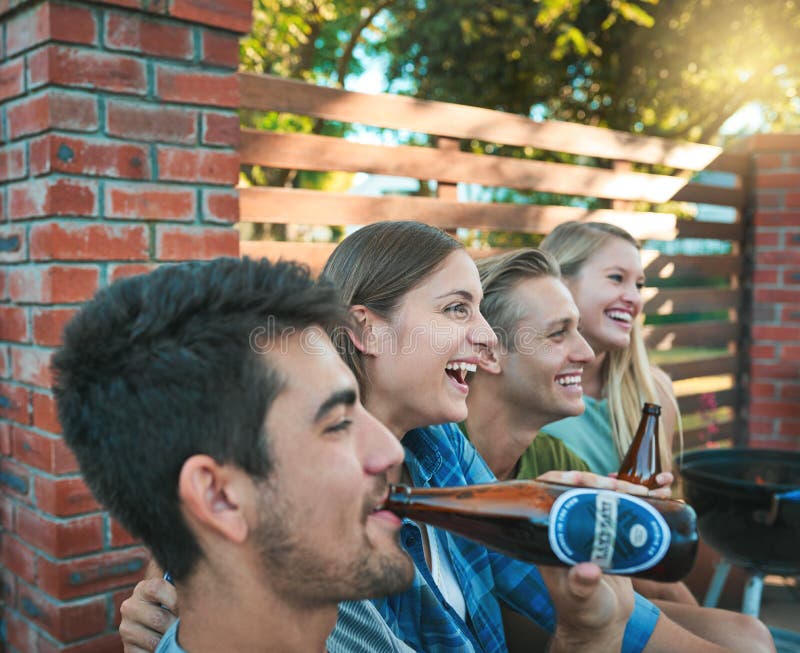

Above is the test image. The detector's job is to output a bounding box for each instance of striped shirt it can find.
[328,601,416,652]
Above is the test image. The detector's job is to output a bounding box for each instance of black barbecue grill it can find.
[679,448,800,618]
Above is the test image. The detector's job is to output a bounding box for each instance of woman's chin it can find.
[599,331,632,352]
[428,397,468,426]
[444,401,469,425]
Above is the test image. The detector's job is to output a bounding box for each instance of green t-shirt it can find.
[460,423,590,480]
[540,395,620,476]
[515,432,591,479]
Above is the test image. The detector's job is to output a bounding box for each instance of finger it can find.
[648,486,673,499]
[611,479,649,496]
[120,620,170,653]
[566,563,602,600]
[536,470,578,485]
[120,584,178,652]
[559,471,618,489]
[537,470,610,487]
[138,578,178,613]
[655,472,674,487]
[574,472,618,489]
[120,598,177,634]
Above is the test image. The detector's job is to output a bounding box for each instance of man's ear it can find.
[348,305,384,356]
[478,346,503,375]
[178,455,251,544]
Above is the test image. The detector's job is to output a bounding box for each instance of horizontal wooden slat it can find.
[643,321,739,349]
[642,253,742,279]
[241,130,712,205]
[672,182,745,208]
[678,389,736,414]
[675,219,742,241]
[660,355,738,381]
[240,241,335,274]
[240,193,743,244]
[240,240,550,274]
[237,242,520,272]
[239,73,725,171]
[643,288,740,314]
[239,187,678,238]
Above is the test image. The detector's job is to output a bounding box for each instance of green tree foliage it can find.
[242,0,799,143]
[378,0,799,143]
[240,0,398,83]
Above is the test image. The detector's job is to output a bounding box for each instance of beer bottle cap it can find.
[643,402,661,415]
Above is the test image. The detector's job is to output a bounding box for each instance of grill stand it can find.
[703,558,766,618]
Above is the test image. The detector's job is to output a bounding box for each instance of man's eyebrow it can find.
[543,317,573,330]
[314,389,357,423]
[435,290,477,301]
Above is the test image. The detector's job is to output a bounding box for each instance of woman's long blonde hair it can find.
[540,222,679,464]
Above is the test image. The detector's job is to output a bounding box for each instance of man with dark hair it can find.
[53,257,414,652]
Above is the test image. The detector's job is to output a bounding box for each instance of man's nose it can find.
[361,410,404,474]
[572,333,595,363]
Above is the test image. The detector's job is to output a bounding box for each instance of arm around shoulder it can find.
[119,557,178,653]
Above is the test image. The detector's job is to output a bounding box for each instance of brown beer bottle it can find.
[617,402,662,489]
[385,480,698,582]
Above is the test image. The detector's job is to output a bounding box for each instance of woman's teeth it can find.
[445,362,477,373]
[606,310,632,323]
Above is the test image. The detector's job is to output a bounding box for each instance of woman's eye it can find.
[326,419,352,434]
[608,273,623,283]
[446,303,470,318]
[636,282,645,290]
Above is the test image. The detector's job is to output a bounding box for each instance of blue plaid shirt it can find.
[371,422,660,653]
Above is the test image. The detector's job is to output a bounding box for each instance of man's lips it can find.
[555,373,583,387]
[369,494,402,527]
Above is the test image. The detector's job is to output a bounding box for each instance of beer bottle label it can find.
[548,489,671,574]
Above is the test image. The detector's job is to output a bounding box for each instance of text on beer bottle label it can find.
[547,489,671,575]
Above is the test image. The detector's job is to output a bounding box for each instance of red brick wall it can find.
[745,134,800,450]
[0,1,249,650]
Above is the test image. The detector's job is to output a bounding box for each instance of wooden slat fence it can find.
[237,72,752,451]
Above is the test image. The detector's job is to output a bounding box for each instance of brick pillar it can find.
[0,1,249,649]
[744,134,800,450]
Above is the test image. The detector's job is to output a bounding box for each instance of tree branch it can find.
[335,0,399,86]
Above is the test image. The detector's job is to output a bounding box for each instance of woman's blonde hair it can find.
[321,221,463,399]
[540,221,680,464]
